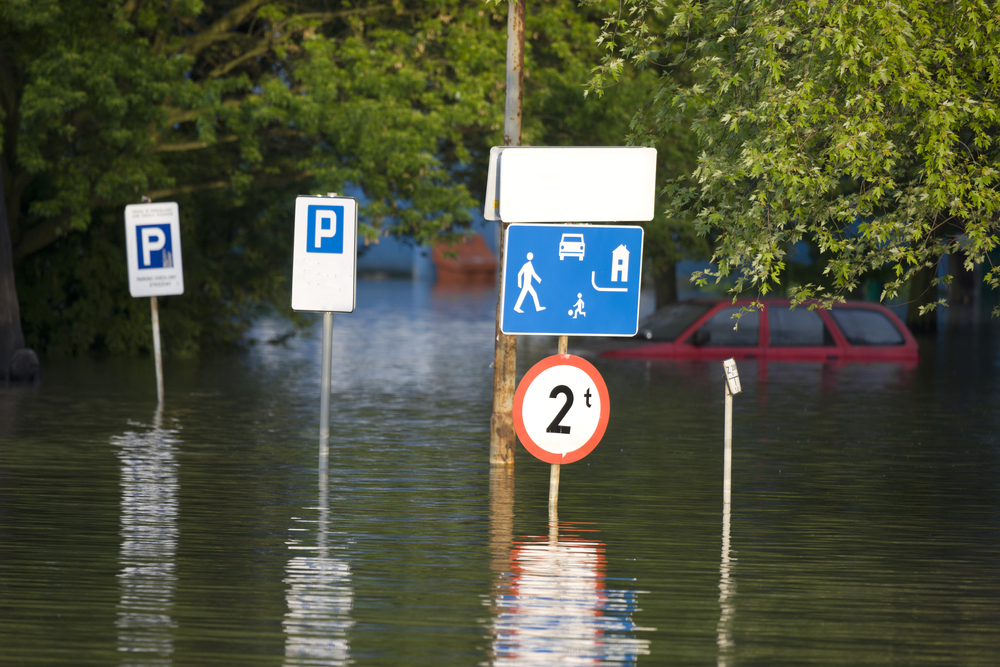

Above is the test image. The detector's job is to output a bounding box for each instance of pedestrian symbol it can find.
[514,252,546,313]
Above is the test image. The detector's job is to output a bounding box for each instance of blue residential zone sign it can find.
[500,224,644,337]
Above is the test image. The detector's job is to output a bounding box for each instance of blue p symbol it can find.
[307,206,344,254]
[137,224,173,269]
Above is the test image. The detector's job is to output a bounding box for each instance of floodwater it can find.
[1,279,998,666]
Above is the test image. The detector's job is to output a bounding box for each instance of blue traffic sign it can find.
[500,224,644,336]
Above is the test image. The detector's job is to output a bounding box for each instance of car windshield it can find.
[637,302,713,341]
[829,308,905,345]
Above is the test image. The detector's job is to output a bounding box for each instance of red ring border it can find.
[513,354,611,465]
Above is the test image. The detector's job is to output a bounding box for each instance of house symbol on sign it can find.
[611,245,629,282]
[592,244,630,293]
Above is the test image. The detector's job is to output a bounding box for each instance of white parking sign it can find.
[292,195,358,312]
[124,202,184,298]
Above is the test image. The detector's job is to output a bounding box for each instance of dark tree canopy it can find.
[2,0,648,356]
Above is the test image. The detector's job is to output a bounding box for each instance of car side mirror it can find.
[692,329,710,346]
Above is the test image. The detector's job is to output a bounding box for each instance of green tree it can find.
[2,0,656,362]
[590,0,1000,326]
[586,0,708,307]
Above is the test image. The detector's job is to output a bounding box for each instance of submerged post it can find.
[723,382,732,507]
[319,312,333,459]
[721,358,741,508]
[151,296,164,406]
[547,335,569,512]
[489,0,526,468]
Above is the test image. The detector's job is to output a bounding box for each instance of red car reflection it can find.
[602,299,919,362]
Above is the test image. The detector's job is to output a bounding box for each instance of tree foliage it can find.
[2,0,643,355]
[590,0,1000,315]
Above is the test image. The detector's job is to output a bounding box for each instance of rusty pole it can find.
[490,0,525,467]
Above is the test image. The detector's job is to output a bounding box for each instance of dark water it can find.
[1,279,998,665]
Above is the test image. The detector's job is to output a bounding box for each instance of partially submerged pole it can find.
[150,296,164,406]
[490,0,526,468]
[723,381,732,508]
[721,358,741,508]
[548,335,568,512]
[319,312,333,460]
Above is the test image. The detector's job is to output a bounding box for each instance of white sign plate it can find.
[292,195,359,312]
[491,146,657,223]
[723,358,742,395]
[124,202,184,298]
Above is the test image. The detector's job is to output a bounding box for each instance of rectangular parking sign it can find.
[500,223,644,337]
[124,202,184,297]
[292,195,358,312]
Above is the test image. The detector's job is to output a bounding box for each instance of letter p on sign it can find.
[307,205,344,254]
[141,227,166,266]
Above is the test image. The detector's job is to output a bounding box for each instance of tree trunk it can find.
[0,158,26,381]
[906,263,938,333]
[0,163,38,383]
[654,260,678,309]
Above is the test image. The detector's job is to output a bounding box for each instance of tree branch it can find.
[166,99,241,125]
[208,43,272,78]
[147,179,231,200]
[181,0,273,57]
[13,216,68,263]
[148,135,239,153]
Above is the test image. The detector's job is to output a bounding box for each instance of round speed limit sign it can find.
[513,354,610,464]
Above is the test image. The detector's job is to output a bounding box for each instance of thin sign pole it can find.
[723,382,732,508]
[547,334,568,512]
[319,312,333,459]
[150,296,164,406]
[721,358,740,509]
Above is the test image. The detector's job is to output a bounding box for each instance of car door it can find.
[681,305,762,359]
[764,305,840,361]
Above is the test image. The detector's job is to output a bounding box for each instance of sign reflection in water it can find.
[283,462,353,666]
[114,409,179,665]
[717,498,735,667]
[491,523,651,665]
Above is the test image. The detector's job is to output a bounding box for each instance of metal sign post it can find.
[125,201,184,406]
[291,194,358,459]
[721,358,742,508]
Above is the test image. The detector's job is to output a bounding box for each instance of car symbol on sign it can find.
[558,233,585,260]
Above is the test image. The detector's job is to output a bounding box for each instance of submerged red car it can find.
[602,299,919,362]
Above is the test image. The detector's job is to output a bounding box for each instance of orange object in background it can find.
[432,235,496,285]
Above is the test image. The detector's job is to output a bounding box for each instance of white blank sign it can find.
[486,146,657,223]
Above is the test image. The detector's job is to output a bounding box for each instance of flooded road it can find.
[1,279,998,665]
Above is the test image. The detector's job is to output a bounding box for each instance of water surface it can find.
[1,279,998,665]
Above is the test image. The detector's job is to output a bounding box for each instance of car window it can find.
[768,308,835,346]
[637,303,713,341]
[829,308,905,345]
[690,307,759,346]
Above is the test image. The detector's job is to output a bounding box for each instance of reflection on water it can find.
[717,500,735,667]
[283,461,353,666]
[490,519,651,665]
[113,409,179,666]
